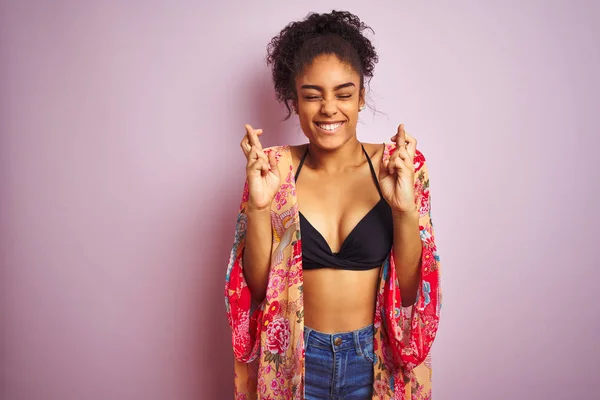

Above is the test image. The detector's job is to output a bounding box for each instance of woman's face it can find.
[294,54,365,150]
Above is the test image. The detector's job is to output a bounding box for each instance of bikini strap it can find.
[294,146,309,182]
[362,144,384,199]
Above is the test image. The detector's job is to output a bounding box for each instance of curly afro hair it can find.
[266,10,378,119]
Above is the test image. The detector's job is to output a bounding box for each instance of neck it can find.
[306,138,364,173]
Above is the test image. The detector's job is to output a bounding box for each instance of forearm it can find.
[242,207,273,303]
[392,210,422,306]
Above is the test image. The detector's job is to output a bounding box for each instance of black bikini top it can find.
[295,145,394,271]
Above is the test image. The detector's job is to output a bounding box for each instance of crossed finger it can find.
[240,124,264,158]
[390,124,417,161]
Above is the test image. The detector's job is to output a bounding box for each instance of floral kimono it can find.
[225,144,441,399]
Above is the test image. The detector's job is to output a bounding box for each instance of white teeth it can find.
[317,122,343,131]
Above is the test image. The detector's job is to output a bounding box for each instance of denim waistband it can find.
[304,324,374,352]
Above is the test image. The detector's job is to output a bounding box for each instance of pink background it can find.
[1,1,599,399]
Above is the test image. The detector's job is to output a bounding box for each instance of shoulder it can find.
[263,145,292,162]
[266,144,309,169]
[263,144,290,154]
[262,144,298,173]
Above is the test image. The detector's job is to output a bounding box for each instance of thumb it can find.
[268,151,279,177]
[379,157,390,181]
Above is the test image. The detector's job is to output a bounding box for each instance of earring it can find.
[359,105,366,111]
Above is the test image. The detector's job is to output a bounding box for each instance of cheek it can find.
[297,111,315,138]
[298,109,312,123]
[297,104,317,123]
[342,105,359,123]
[339,100,358,113]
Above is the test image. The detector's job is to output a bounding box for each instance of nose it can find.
[320,99,338,117]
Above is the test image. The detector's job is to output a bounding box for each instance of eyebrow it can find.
[300,82,356,91]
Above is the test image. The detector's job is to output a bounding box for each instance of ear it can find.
[292,99,299,114]
[359,87,366,109]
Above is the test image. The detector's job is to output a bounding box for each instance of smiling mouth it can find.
[315,121,345,133]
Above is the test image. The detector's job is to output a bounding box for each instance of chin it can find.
[309,133,352,151]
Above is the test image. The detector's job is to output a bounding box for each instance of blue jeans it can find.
[304,324,375,400]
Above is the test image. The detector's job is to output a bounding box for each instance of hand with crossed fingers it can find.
[239,124,280,211]
[379,124,419,215]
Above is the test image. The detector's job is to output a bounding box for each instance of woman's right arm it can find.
[242,207,273,303]
[239,124,280,304]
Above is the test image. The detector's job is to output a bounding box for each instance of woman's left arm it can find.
[391,207,422,306]
[379,124,438,306]
[380,127,441,368]
[392,158,441,369]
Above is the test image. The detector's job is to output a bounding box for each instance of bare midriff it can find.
[303,267,379,333]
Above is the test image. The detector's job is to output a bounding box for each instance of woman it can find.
[225,10,441,400]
